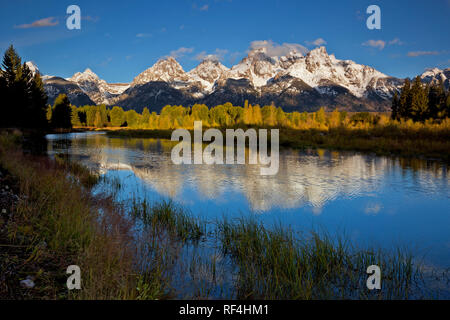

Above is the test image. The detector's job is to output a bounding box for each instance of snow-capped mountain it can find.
[25,61,39,75]
[41,45,448,112]
[188,59,229,92]
[420,68,450,89]
[67,68,129,105]
[23,61,95,105]
[224,48,288,88]
[44,76,96,106]
[114,46,405,112]
[132,57,189,85]
[42,68,129,106]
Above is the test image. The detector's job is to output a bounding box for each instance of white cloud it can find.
[407,51,440,57]
[15,17,59,29]
[305,38,327,47]
[388,38,404,46]
[249,40,309,57]
[362,40,386,50]
[199,4,209,11]
[195,48,228,61]
[136,33,152,38]
[169,47,194,59]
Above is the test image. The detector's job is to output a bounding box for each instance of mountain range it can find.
[32,47,449,113]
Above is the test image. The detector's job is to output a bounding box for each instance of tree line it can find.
[392,76,450,122]
[0,45,48,129]
[3,45,449,132]
[68,101,359,130]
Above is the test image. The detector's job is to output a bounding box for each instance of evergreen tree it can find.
[410,76,429,121]
[28,73,48,128]
[391,91,399,120]
[398,78,411,119]
[51,94,72,129]
[1,45,23,126]
[0,74,6,127]
[0,45,48,128]
[428,80,446,119]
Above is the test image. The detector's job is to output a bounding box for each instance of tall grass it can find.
[131,199,206,242]
[217,217,420,300]
[0,132,145,299]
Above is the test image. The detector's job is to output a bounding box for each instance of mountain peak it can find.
[83,68,97,76]
[132,56,188,85]
[307,46,328,57]
[421,68,443,78]
[188,59,229,91]
[25,61,39,75]
[156,56,181,67]
[69,68,100,83]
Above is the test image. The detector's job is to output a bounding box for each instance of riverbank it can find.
[101,123,450,162]
[0,130,142,299]
[0,130,447,299]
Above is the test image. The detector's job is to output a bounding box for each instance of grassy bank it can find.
[0,130,149,299]
[0,130,445,299]
[218,217,420,299]
[103,122,450,162]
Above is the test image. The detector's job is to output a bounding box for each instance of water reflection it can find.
[46,132,450,267]
[47,132,449,213]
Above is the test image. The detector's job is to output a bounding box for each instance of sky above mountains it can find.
[0,0,449,83]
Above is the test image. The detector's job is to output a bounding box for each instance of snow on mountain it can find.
[38,44,448,111]
[187,59,229,92]
[25,61,39,75]
[68,68,130,104]
[420,68,450,89]
[184,46,396,100]
[280,47,392,98]
[106,83,131,95]
[225,47,296,88]
[114,47,406,111]
[132,57,189,85]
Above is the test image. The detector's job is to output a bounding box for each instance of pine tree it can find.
[398,78,411,119]
[410,76,429,121]
[0,45,48,128]
[1,45,23,127]
[391,91,399,120]
[0,74,6,127]
[29,73,48,128]
[428,80,446,119]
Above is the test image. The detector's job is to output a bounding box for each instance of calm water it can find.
[46,132,450,269]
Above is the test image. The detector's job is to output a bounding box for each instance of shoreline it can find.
[1,130,448,299]
[94,126,450,163]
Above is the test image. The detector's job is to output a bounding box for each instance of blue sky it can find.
[0,0,449,83]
